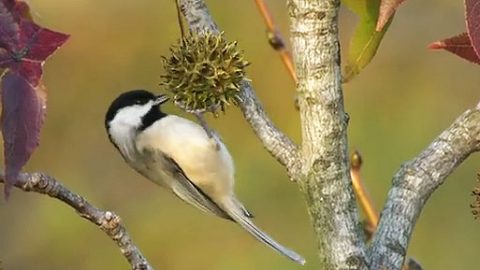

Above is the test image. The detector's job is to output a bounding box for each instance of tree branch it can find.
[179,0,301,178]
[287,0,368,268]
[370,108,480,270]
[0,172,154,270]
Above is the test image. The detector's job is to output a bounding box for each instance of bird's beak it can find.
[153,94,170,105]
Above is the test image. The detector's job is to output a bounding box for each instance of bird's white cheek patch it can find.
[112,105,151,128]
[108,105,152,161]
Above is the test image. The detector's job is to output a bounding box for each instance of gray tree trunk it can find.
[288,0,368,268]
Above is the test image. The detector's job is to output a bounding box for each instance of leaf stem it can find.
[253,0,297,83]
[350,150,378,238]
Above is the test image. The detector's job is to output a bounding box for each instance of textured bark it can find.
[288,0,368,269]
[180,0,368,268]
[370,108,480,270]
[0,172,153,270]
[176,1,480,269]
[180,0,301,178]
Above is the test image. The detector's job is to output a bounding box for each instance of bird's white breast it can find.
[135,115,235,198]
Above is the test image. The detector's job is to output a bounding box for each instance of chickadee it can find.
[105,89,305,265]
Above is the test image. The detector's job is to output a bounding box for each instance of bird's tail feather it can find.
[222,199,306,265]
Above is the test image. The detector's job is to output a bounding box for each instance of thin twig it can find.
[350,150,378,238]
[0,171,154,270]
[175,0,186,38]
[193,112,222,151]
[253,0,297,83]
[194,112,213,138]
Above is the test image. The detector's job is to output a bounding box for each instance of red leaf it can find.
[0,47,10,65]
[0,0,69,84]
[12,1,31,21]
[0,0,20,51]
[12,61,42,85]
[428,32,480,64]
[18,20,69,62]
[1,72,45,198]
[0,0,69,198]
[466,0,480,58]
[377,0,405,31]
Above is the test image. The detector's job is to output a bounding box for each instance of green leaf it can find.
[342,0,393,82]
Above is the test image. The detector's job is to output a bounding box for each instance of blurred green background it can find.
[1,0,479,269]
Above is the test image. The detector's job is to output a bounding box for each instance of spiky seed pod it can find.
[161,32,249,114]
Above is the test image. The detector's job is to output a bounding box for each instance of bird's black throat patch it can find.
[139,106,167,131]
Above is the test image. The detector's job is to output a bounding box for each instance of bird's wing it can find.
[160,153,232,220]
